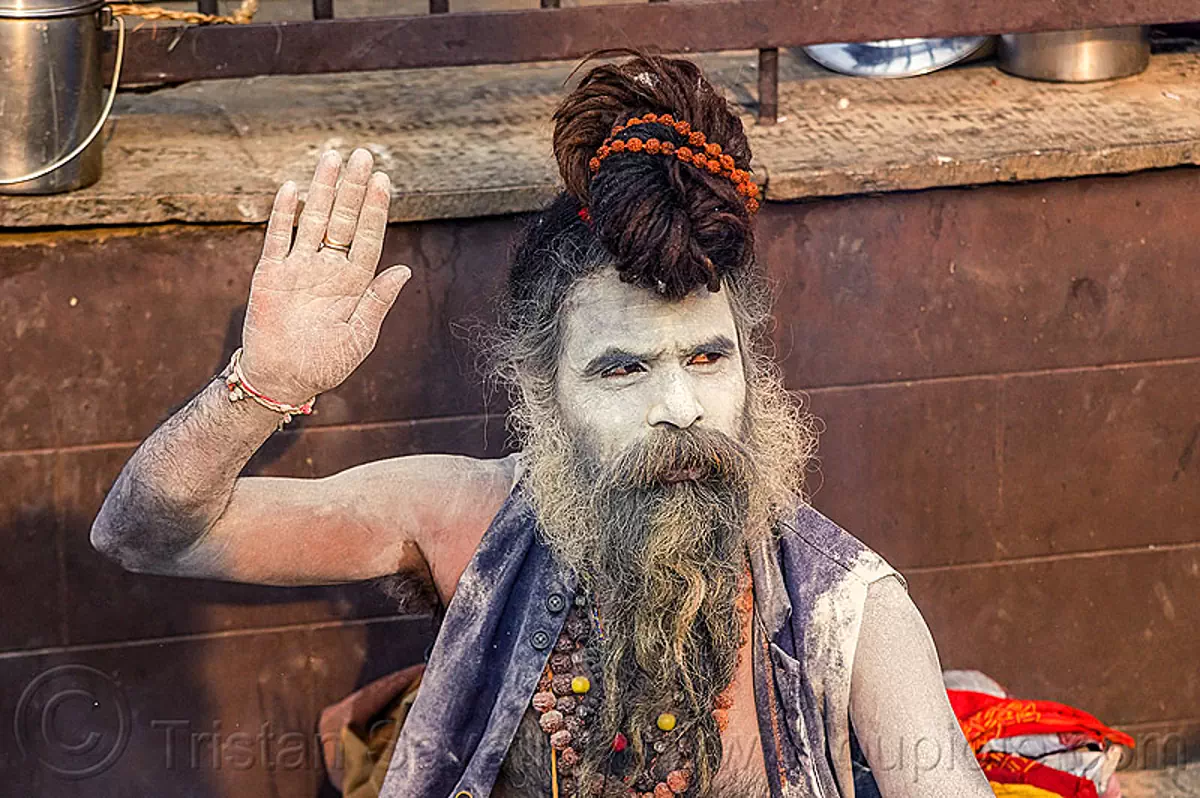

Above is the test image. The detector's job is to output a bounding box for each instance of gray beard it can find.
[521,420,765,792]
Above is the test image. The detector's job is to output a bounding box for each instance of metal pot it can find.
[0,0,109,194]
[999,26,1150,83]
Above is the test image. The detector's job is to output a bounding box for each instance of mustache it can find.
[598,426,753,490]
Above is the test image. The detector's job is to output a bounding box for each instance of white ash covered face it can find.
[554,267,749,469]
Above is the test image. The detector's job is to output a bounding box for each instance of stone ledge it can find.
[1121,763,1200,797]
[4,49,1200,228]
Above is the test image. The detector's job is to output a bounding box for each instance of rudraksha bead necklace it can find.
[532,574,754,797]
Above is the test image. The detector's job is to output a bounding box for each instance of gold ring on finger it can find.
[319,234,352,254]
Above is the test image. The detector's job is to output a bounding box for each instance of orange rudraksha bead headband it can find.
[587,113,761,214]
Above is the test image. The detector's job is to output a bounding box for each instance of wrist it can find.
[233,348,314,407]
[223,348,316,428]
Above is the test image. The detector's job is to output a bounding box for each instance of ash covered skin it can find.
[850,575,994,798]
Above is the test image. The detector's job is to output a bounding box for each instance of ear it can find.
[514,366,556,413]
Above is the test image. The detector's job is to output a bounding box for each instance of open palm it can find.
[240,149,411,405]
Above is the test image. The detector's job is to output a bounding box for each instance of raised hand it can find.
[240,149,411,405]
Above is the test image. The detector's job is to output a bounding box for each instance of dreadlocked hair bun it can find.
[553,52,755,300]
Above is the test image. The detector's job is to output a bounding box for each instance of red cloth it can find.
[948,689,1134,798]
[948,690,1136,753]
[980,751,1101,798]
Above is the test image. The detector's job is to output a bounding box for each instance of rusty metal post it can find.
[197,0,217,14]
[429,0,448,13]
[313,0,333,19]
[758,47,778,125]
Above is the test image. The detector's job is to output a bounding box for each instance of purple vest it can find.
[378,483,902,798]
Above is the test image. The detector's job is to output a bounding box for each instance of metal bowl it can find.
[998,27,1150,82]
[804,37,994,79]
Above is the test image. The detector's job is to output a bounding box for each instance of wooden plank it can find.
[8,51,1200,228]
[762,165,1200,388]
[0,631,321,794]
[758,51,1200,200]
[0,452,64,652]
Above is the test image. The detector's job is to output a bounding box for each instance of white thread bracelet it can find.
[223,348,316,427]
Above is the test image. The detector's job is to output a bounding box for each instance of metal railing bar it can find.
[106,0,1200,87]
[757,47,778,125]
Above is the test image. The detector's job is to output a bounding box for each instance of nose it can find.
[646,369,704,430]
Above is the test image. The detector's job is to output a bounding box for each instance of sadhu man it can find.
[92,54,994,798]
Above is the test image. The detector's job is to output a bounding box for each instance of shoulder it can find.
[853,573,938,702]
[861,572,920,632]
[853,575,940,712]
[399,451,519,545]
[419,451,520,488]
[345,452,519,602]
[853,574,938,694]
[777,503,907,591]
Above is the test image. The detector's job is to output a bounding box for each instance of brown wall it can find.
[2,167,1197,795]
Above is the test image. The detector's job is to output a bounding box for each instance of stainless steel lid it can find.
[0,0,106,19]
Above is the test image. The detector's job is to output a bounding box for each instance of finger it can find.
[325,148,374,248]
[349,265,412,339]
[260,181,298,263]
[295,150,342,251]
[349,171,391,274]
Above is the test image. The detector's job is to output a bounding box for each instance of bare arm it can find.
[91,375,283,575]
[849,575,994,798]
[91,149,503,594]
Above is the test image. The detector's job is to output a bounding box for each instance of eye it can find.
[688,352,724,367]
[602,362,646,378]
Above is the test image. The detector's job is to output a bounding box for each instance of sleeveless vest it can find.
[377,482,904,798]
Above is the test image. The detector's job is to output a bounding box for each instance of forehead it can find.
[559,268,739,359]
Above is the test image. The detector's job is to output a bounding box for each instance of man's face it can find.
[554,267,748,465]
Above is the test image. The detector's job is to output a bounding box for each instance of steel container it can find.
[0,0,108,194]
[999,27,1151,83]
